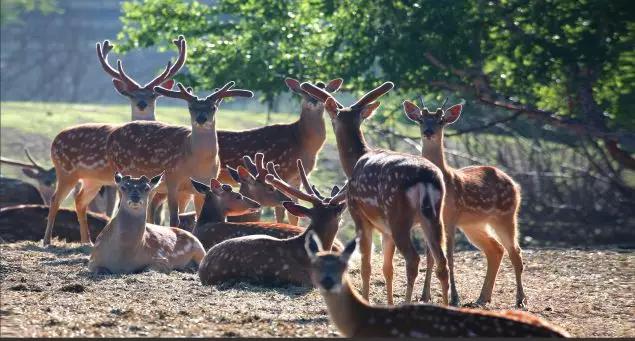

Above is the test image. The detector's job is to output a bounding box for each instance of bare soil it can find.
[0,240,633,337]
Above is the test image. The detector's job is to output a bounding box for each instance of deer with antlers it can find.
[403,98,526,307]
[301,81,450,305]
[198,159,347,287]
[213,78,343,225]
[305,233,569,337]
[106,82,253,229]
[96,36,186,121]
[89,173,205,274]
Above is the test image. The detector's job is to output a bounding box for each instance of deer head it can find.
[305,231,358,293]
[300,81,394,133]
[114,172,163,212]
[285,77,343,110]
[96,36,187,116]
[403,96,463,141]
[227,153,291,207]
[154,82,253,129]
[0,149,56,204]
[191,178,261,217]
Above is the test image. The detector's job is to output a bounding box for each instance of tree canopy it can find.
[118,0,634,169]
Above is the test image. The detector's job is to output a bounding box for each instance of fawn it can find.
[88,173,204,274]
[198,159,347,287]
[301,81,449,305]
[404,98,526,307]
[306,232,569,337]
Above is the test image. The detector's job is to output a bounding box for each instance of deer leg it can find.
[461,223,504,306]
[274,206,287,224]
[358,228,373,300]
[421,247,434,303]
[418,218,450,306]
[103,185,117,217]
[43,176,76,246]
[391,216,421,303]
[445,223,461,306]
[179,192,192,213]
[74,180,103,245]
[193,193,205,217]
[166,182,180,227]
[148,192,167,224]
[381,234,396,305]
[491,215,527,308]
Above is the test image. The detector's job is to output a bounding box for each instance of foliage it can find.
[0,0,59,26]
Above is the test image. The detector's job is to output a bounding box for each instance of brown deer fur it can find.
[403,99,526,307]
[0,177,43,208]
[216,78,343,224]
[198,160,347,287]
[306,233,568,337]
[301,81,450,305]
[88,173,204,274]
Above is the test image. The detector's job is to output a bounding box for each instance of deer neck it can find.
[190,123,219,158]
[197,194,226,225]
[300,218,339,251]
[333,123,370,178]
[421,132,451,176]
[130,102,157,121]
[111,205,147,243]
[297,102,327,153]
[320,275,368,337]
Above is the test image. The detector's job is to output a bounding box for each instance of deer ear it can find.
[442,104,463,125]
[150,173,163,186]
[304,230,323,259]
[283,201,311,218]
[210,178,223,190]
[340,237,358,263]
[114,172,123,184]
[112,79,131,96]
[324,97,339,119]
[158,79,175,92]
[325,78,343,93]
[360,101,381,120]
[22,168,39,179]
[190,178,210,194]
[227,166,241,183]
[285,78,302,93]
[403,100,422,123]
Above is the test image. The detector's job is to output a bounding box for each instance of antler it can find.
[242,153,268,181]
[116,59,142,90]
[24,148,45,171]
[153,82,196,102]
[0,157,41,171]
[96,40,120,79]
[440,96,449,111]
[265,160,322,205]
[300,82,344,108]
[418,94,426,109]
[205,81,254,102]
[350,82,395,109]
[328,182,348,205]
[145,35,187,88]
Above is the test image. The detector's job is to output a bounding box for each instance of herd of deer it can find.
[0,36,570,337]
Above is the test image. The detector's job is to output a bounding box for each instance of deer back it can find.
[0,177,43,208]
[194,221,303,250]
[51,123,119,175]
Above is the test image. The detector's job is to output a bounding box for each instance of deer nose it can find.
[423,129,435,139]
[320,277,336,290]
[137,100,148,110]
[196,114,207,125]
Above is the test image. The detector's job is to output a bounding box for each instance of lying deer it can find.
[216,78,343,224]
[43,36,188,246]
[107,82,253,230]
[403,98,526,307]
[0,177,43,208]
[198,159,347,287]
[301,81,450,305]
[305,232,569,337]
[0,204,107,243]
[88,173,205,274]
[190,178,304,249]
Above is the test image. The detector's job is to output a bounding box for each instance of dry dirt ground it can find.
[0,240,633,337]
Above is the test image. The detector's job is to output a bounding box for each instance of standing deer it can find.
[301,81,449,305]
[215,78,343,225]
[305,233,569,338]
[107,82,253,229]
[189,177,306,249]
[198,159,347,287]
[88,173,205,274]
[42,36,189,246]
[226,153,292,222]
[96,36,186,121]
[403,98,526,307]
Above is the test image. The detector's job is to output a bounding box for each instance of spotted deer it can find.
[1,149,114,214]
[189,178,306,249]
[301,81,449,305]
[226,153,292,222]
[107,82,253,229]
[305,233,569,338]
[198,159,347,287]
[88,173,205,274]
[216,78,343,225]
[403,98,526,307]
[96,36,186,121]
